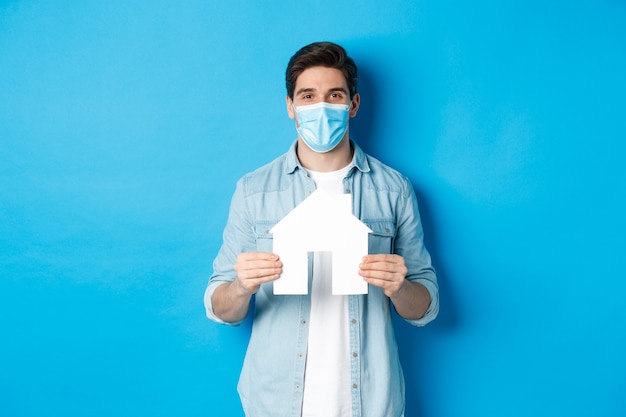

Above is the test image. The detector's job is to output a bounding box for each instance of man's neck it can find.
[296,136,353,172]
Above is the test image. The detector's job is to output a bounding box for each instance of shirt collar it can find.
[283,139,371,174]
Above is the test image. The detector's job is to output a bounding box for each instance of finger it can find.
[362,254,405,267]
[237,258,282,272]
[241,272,281,287]
[361,256,407,278]
[360,260,404,273]
[359,268,396,282]
[362,276,390,288]
[359,261,394,272]
[236,263,282,279]
[236,267,283,293]
[235,253,282,275]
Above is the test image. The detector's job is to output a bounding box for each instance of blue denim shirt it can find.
[204,140,438,417]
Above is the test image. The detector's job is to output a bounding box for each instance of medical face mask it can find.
[293,101,350,153]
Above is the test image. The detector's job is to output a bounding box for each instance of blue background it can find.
[1,1,625,416]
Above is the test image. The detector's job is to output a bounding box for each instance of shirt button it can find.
[352,383,358,389]
[301,319,306,324]
[345,189,351,193]
[351,319,357,324]
[352,352,358,358]
[296,384,301,389]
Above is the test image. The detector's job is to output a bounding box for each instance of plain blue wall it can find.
[1,1,625,416]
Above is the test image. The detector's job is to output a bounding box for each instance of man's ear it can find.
[349,93,361,117]
[286,96,295,119]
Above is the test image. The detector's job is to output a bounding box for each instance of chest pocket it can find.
[364,220,396,254]
[254,220,277,252]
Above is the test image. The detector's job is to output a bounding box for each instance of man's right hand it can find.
[233,252,283,295]
[211,252,283,323]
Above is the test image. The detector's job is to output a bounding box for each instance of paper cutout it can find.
[270,189,372,295]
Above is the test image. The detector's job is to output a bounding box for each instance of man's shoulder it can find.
[362,153,411,192]
[236,150,292,195]
[365,153,405,177]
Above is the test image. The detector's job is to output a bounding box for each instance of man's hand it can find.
[359,253,431,321]
[358,254,408,298]
[212,252,282,323]
[233,252,283,295]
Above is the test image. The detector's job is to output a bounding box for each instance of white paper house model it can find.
[270,188,372,295]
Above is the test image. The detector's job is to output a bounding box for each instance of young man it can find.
[204,42,439,417]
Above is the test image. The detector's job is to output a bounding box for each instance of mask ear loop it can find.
[347,100,355,116]
[291,102,301,126]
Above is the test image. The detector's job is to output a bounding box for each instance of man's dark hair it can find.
[285,42,358,100]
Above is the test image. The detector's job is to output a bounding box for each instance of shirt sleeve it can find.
[393,179,439,327]
[204,178,255,326]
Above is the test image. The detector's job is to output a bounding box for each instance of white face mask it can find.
[293,102,350,153]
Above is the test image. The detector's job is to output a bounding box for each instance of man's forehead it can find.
[294,67,348,88]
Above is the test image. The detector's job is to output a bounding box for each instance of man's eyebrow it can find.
[295,87,317,96]
[294,86,349,96]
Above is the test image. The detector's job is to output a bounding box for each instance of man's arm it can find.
[359,254,431,320]
[211,252,282,323]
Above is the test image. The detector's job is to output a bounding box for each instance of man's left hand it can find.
[359,254,408,298]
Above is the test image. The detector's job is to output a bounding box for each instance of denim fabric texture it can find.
[204,140,439,417]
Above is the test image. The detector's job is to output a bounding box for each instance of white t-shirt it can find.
[301,165,353,417]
